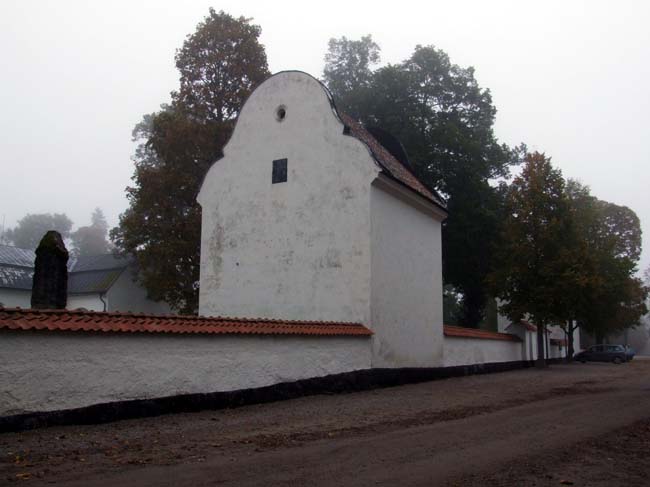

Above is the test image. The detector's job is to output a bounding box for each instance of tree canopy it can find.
[489,152,571,366]
[555,179,647,343]
[111,9,270,314]
[4,213,73,249]
[71,208,111,256]
[574,196,647,342]
[490,154,647,363]
[323,35,380,110]
[323,37,524,326]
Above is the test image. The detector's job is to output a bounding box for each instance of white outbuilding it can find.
[0,71,537,421]
[198,71,448,368]
[0,244,170,314]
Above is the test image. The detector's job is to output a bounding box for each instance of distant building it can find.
[0,244,170,314]
[494,298,579,360]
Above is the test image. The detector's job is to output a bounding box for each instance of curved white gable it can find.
[198,71,445,367]
[198,71,380,323]
[198,71,378,206]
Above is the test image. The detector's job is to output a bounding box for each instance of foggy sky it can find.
[1,0,649,273]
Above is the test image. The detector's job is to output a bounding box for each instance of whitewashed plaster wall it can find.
[0,288,31,308]
[198,72,380,324]
[514,330,565,361]
[523,331,537,361]
[547,324,570,359]
[571,325,582,354]
[497,313,577,360]
[370,178,445,367]
[443,337,523,367]
[496,307,511,333]
[1,271,170,315]
[0,330,371,416]
[107,269,171,315]
[67,294,104,311]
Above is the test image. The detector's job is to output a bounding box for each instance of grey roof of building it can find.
[0,265,33,290]
[0,245,34,267]
[0,244,130,294]
[69,253,130,272]
[68,268,125,294]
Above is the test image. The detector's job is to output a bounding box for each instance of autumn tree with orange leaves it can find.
[111,10,270,313]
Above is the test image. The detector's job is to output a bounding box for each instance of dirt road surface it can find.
[2,360,650,486]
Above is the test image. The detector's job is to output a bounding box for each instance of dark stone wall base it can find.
[0,359,565,433]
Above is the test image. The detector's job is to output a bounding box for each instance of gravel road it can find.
[2,360,649,486]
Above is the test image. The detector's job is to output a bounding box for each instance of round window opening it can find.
[276,105,287,121]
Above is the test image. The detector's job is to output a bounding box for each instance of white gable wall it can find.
[370,177,445,366]
[107,269,171,315]
[198,71,449,368]
[67,294,104,311]
[0,288,31,308]
[198,72,380,323]
[0,289,105,312]
[1,271,171,315]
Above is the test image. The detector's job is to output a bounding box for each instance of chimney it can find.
[31,231,69,309]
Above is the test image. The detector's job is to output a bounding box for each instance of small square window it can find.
[272,158,287,184]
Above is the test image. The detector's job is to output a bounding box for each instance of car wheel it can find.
[580,360,586,364]
[613,357,622,364]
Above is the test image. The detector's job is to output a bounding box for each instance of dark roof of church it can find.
[0,244,129,294]
[338,112,447,211]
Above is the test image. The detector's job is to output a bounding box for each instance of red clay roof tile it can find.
[444,324,521,342]
[519,320,537,332]
[505,320,553,333]
[338,112,447,211]
[0,307,373,337]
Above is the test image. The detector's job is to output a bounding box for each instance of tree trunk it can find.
[536,323,546,368]
[566,320,575,361]
[545,325,550,361]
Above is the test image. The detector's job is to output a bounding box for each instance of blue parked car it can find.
[575,344,628,364]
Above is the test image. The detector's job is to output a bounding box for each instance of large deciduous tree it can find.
[557,179,647,349]
[111,9,270,314]
[323,35,380,115]
[491,157,647,364]
[489,152,571,367]
[323,39,523,326]
[553,180,600,359]
[71,208,111,256]
[5,213,73,249]
[576,198,647,343]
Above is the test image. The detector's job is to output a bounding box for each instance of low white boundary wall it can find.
[0,330,371,416]
[443,336,523,367]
